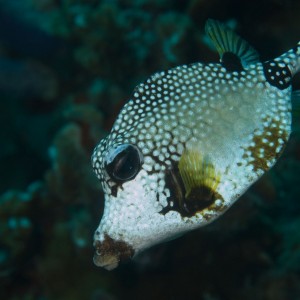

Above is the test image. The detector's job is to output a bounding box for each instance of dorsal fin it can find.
[205,19,260,70]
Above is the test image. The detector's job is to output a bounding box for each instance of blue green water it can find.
[0,1,300,299]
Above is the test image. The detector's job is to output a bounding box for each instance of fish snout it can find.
[93,233,134,270]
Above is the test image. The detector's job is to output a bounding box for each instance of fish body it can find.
[91,19,300,270]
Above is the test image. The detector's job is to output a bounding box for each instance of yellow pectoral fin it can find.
[178,149,221,214]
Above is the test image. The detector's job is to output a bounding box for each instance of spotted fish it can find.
[91,19,300,270]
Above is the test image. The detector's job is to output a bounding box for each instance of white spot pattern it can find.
[91,46,296,264]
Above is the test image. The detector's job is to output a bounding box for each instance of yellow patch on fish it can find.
[178,149,221,214]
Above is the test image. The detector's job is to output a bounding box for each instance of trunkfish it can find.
[91,19,300,270]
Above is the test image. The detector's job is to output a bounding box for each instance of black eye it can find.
[105,144,143,182]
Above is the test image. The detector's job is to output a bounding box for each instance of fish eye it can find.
[104,144,143,182]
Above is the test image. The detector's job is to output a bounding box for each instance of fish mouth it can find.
[93,234,134,270]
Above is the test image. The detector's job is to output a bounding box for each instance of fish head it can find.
[91,118,226,270]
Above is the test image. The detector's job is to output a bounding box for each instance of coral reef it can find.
[0,0,300,299]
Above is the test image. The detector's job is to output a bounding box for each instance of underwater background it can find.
[0,0,300,299]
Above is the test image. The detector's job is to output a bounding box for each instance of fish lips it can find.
[93,233,134,270]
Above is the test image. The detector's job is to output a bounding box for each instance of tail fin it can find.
[274,41,300,77]
[263,42,300,90]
